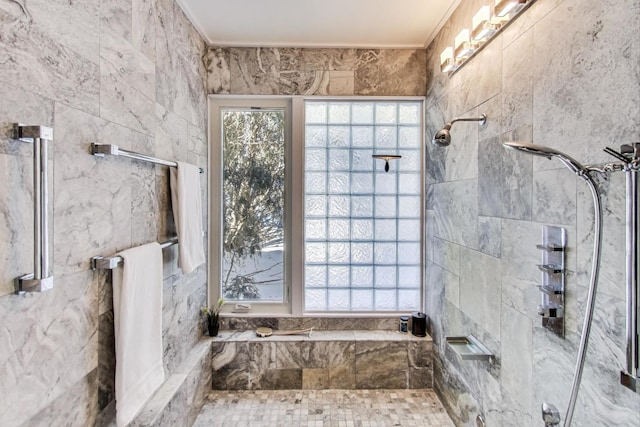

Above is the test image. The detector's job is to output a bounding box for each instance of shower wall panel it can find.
[424,0,640,425]
[0,0,209,425]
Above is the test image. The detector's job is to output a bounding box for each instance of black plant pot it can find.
[207,315,220,337]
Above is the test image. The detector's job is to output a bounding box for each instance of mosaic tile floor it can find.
[193,389,454,427]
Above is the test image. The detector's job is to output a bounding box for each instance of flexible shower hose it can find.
[563,172,603,427]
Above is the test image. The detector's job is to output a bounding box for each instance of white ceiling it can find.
[176,0,461,49]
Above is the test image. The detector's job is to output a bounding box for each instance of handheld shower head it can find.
[432,124,452,146]
[503,141,587,175]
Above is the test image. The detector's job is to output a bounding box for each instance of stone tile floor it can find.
[193,389,454,426]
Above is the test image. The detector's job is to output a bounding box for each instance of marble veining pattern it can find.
[207,47,427,97]
[0,0,209,425]
[211,330,433,391]
[0,9,100,116]
[425,0,640,425]
[0,271,99,426]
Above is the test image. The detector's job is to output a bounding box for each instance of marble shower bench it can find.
[210,329,433,390]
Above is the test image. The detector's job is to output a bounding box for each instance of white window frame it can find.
[209,95,425,317]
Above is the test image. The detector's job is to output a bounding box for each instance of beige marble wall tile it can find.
[172,53,207,129]
[280,48,357,71]
[0,270,99,426]
[355,49,427,96]
[53,105,133,276]
[100,30,156,135]
[203,48,230,94]
[459,248,501,339]
[207,47,426,97]
[532,168,577,225]
[162,269,207,374]
[302,368,330,389]
[427,3,640,424]
[502,30,533,133]
[500,305,532,412]
[328,70,355,95]
[100,0,132,42]
[211,332,433,391]
[355,341,408,389]
[27,369,100,427]
[229,48,280,95]
[532,0,640,167]
[0,152,33,296]
[23,0,100,65]
[154,0,176,76]
[279,70,329,95]
[477,216,501,258]
[155,103,190,163]
[431,180,479,249]
[0,12,100,115]
[133,0,156,62]
[576,172,626,300]
[0,0,208,424]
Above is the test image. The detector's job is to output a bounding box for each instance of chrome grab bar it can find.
[91,237,178,270]
[15,124,54,294]
[621,145,639,393]
[91,143,203,173]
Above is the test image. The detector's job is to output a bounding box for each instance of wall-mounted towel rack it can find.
[91,237,178,270]
[91,143,204,173]
[14,124,54,294]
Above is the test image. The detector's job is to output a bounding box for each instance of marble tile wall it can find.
[425,0,640,425]
[204,47,427,96]
[0,0,208,426]
[130,339,212,427]
[210,331,433,391]
[220,316,400,332]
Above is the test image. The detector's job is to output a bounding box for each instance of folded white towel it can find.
[170,161,206,274]
[112,242,165,427]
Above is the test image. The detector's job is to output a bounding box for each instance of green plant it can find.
[201,298,225,337]
[201,297,225,318]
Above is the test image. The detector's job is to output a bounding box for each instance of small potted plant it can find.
[201,297,225,337]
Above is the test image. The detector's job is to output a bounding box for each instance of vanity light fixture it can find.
[372,154,402,172]
[494,0,527,17]
[472,6,500,42]
[441,0,536,76]
[440,47,458,73]
[454,29,475,60]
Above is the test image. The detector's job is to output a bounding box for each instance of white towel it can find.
[112,242,165,427]
[170,161,206,274]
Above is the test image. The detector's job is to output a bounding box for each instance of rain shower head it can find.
[503,141,587,175]
[432,114,486,147]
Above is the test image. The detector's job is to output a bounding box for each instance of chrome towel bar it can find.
[91,237,178,270]
[91,143,204,173]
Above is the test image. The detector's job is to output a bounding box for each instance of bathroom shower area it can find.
[1,0,639,426]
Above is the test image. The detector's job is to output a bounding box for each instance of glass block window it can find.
[304,101,423,312]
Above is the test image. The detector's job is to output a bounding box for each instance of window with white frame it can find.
[209,97,424,314]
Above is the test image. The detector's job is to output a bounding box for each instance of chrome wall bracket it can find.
[14,124,54,294]
[537,225,566,337]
